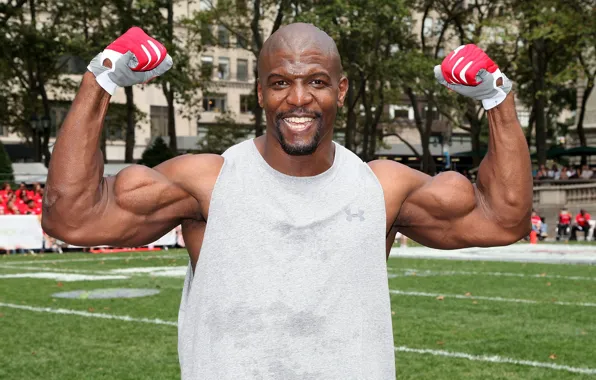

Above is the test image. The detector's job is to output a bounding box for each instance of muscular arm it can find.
[372,93,532,249]
[42,73,220,247]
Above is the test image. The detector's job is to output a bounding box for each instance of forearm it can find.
[476,93,533,228]
[43,73,110,233]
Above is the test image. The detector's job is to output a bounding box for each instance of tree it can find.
[137,136,176,167]
[188,0,295,137]
[138,0,205,153]
[297,0,414,162]
[194,112,252,154]
[0,0,77,166]
[0,140,15,185]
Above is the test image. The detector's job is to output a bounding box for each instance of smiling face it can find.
[257,24,348,156]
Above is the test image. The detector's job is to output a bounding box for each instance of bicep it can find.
[396,171,520,249]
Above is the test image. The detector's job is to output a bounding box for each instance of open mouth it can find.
[282,117,316,133]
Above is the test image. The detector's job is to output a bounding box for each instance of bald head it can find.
[258,23,342,80]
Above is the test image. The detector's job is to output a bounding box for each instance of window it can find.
[50,105,69,137]
[201,56,213,78]
[0,122,9,136]
[218,25,229,47]
[150,106,169,137]
[389,105,411,119]
[236,34,249,49]
[57,55,87,74]
[434,19,444,34]
[200,23,214,46]
[237,59,248,81]
[203,94,227,112]
[517,109,530,127]
[199,0,210,11]
[217,57,230,80]
[240,94,254,114]
[423,17,433,37]
[423,106,439,121]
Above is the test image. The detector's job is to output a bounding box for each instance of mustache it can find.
[275,108,322,121]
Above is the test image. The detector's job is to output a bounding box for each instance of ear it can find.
[337,76,348,108]
[257,80,264,107]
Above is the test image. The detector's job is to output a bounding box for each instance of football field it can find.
[1,247,595,379]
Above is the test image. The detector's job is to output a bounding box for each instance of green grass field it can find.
[1,249,595,379]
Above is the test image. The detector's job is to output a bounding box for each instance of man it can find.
[581,165,594,179]
[572,209,592,241]
[42,24,531,379]
[557,207,572,241]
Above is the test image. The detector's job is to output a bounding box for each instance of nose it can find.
[286,82,313,107]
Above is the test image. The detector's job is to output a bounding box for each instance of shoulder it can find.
[367,159,428,199]
[153,153,224,191]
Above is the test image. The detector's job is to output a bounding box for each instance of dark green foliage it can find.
[137,136,176,168]
[0,140,15,185]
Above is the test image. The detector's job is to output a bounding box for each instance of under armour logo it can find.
[344,206,365,222]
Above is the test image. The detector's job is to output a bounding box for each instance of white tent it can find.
[12,163,48,184]
[8,163,134,184]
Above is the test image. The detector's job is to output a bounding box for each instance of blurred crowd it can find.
[0,182,43,215]
[534,164,596,181]
[530,207,593,241]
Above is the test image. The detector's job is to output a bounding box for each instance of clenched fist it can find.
[434,44,511,110]
[87,27,173,95]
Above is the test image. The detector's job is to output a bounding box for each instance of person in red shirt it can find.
[556,207,572,241]
[25,199,42,215]
[529,210,548,240]
[572,209,592,241]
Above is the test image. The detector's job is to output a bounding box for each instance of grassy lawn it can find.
[1,250,595,379]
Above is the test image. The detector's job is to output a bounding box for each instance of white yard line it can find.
[0,264,100,274]
[388,268,596,282]
[1,301,593,376]
[0,302,176,326]
[390,289,596,308]
[0,254,187,266]
[395,346,596,375]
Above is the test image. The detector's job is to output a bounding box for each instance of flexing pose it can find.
[43,24,532,379]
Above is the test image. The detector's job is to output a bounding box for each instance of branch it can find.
[383,132,421,157]
[270,0,287,36]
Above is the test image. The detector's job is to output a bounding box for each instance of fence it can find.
[0,215,178,251]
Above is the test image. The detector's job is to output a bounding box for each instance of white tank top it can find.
[178,139,395,379]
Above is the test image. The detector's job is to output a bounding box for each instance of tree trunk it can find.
[531,38,548,166]
[164,0,176,152]
[124,86,135,163]
[344,78,356,151]
[163,82,177,152]
[253,72,263,137]
[526,107,535,147]
[405,86,435,175]
[470,122,482,168]
[577,80,593,147]
[38,83,51,167]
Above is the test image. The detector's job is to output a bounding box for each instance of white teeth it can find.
[285,117,313,123]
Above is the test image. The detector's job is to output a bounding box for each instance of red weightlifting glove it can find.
[434,44,512,110]
[87,27,173,95]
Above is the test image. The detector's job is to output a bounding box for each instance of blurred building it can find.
[2,0,540,168]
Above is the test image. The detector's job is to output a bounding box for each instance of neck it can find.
[254,134,335,177]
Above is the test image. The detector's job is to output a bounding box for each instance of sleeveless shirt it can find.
[178,139,396,379]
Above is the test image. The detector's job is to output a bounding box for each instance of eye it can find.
[311,79,327,88]
[272,80,289,87]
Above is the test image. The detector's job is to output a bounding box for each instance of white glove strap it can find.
[94,71,118,95]
[86,49,124,96]
[481,68,507,110]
